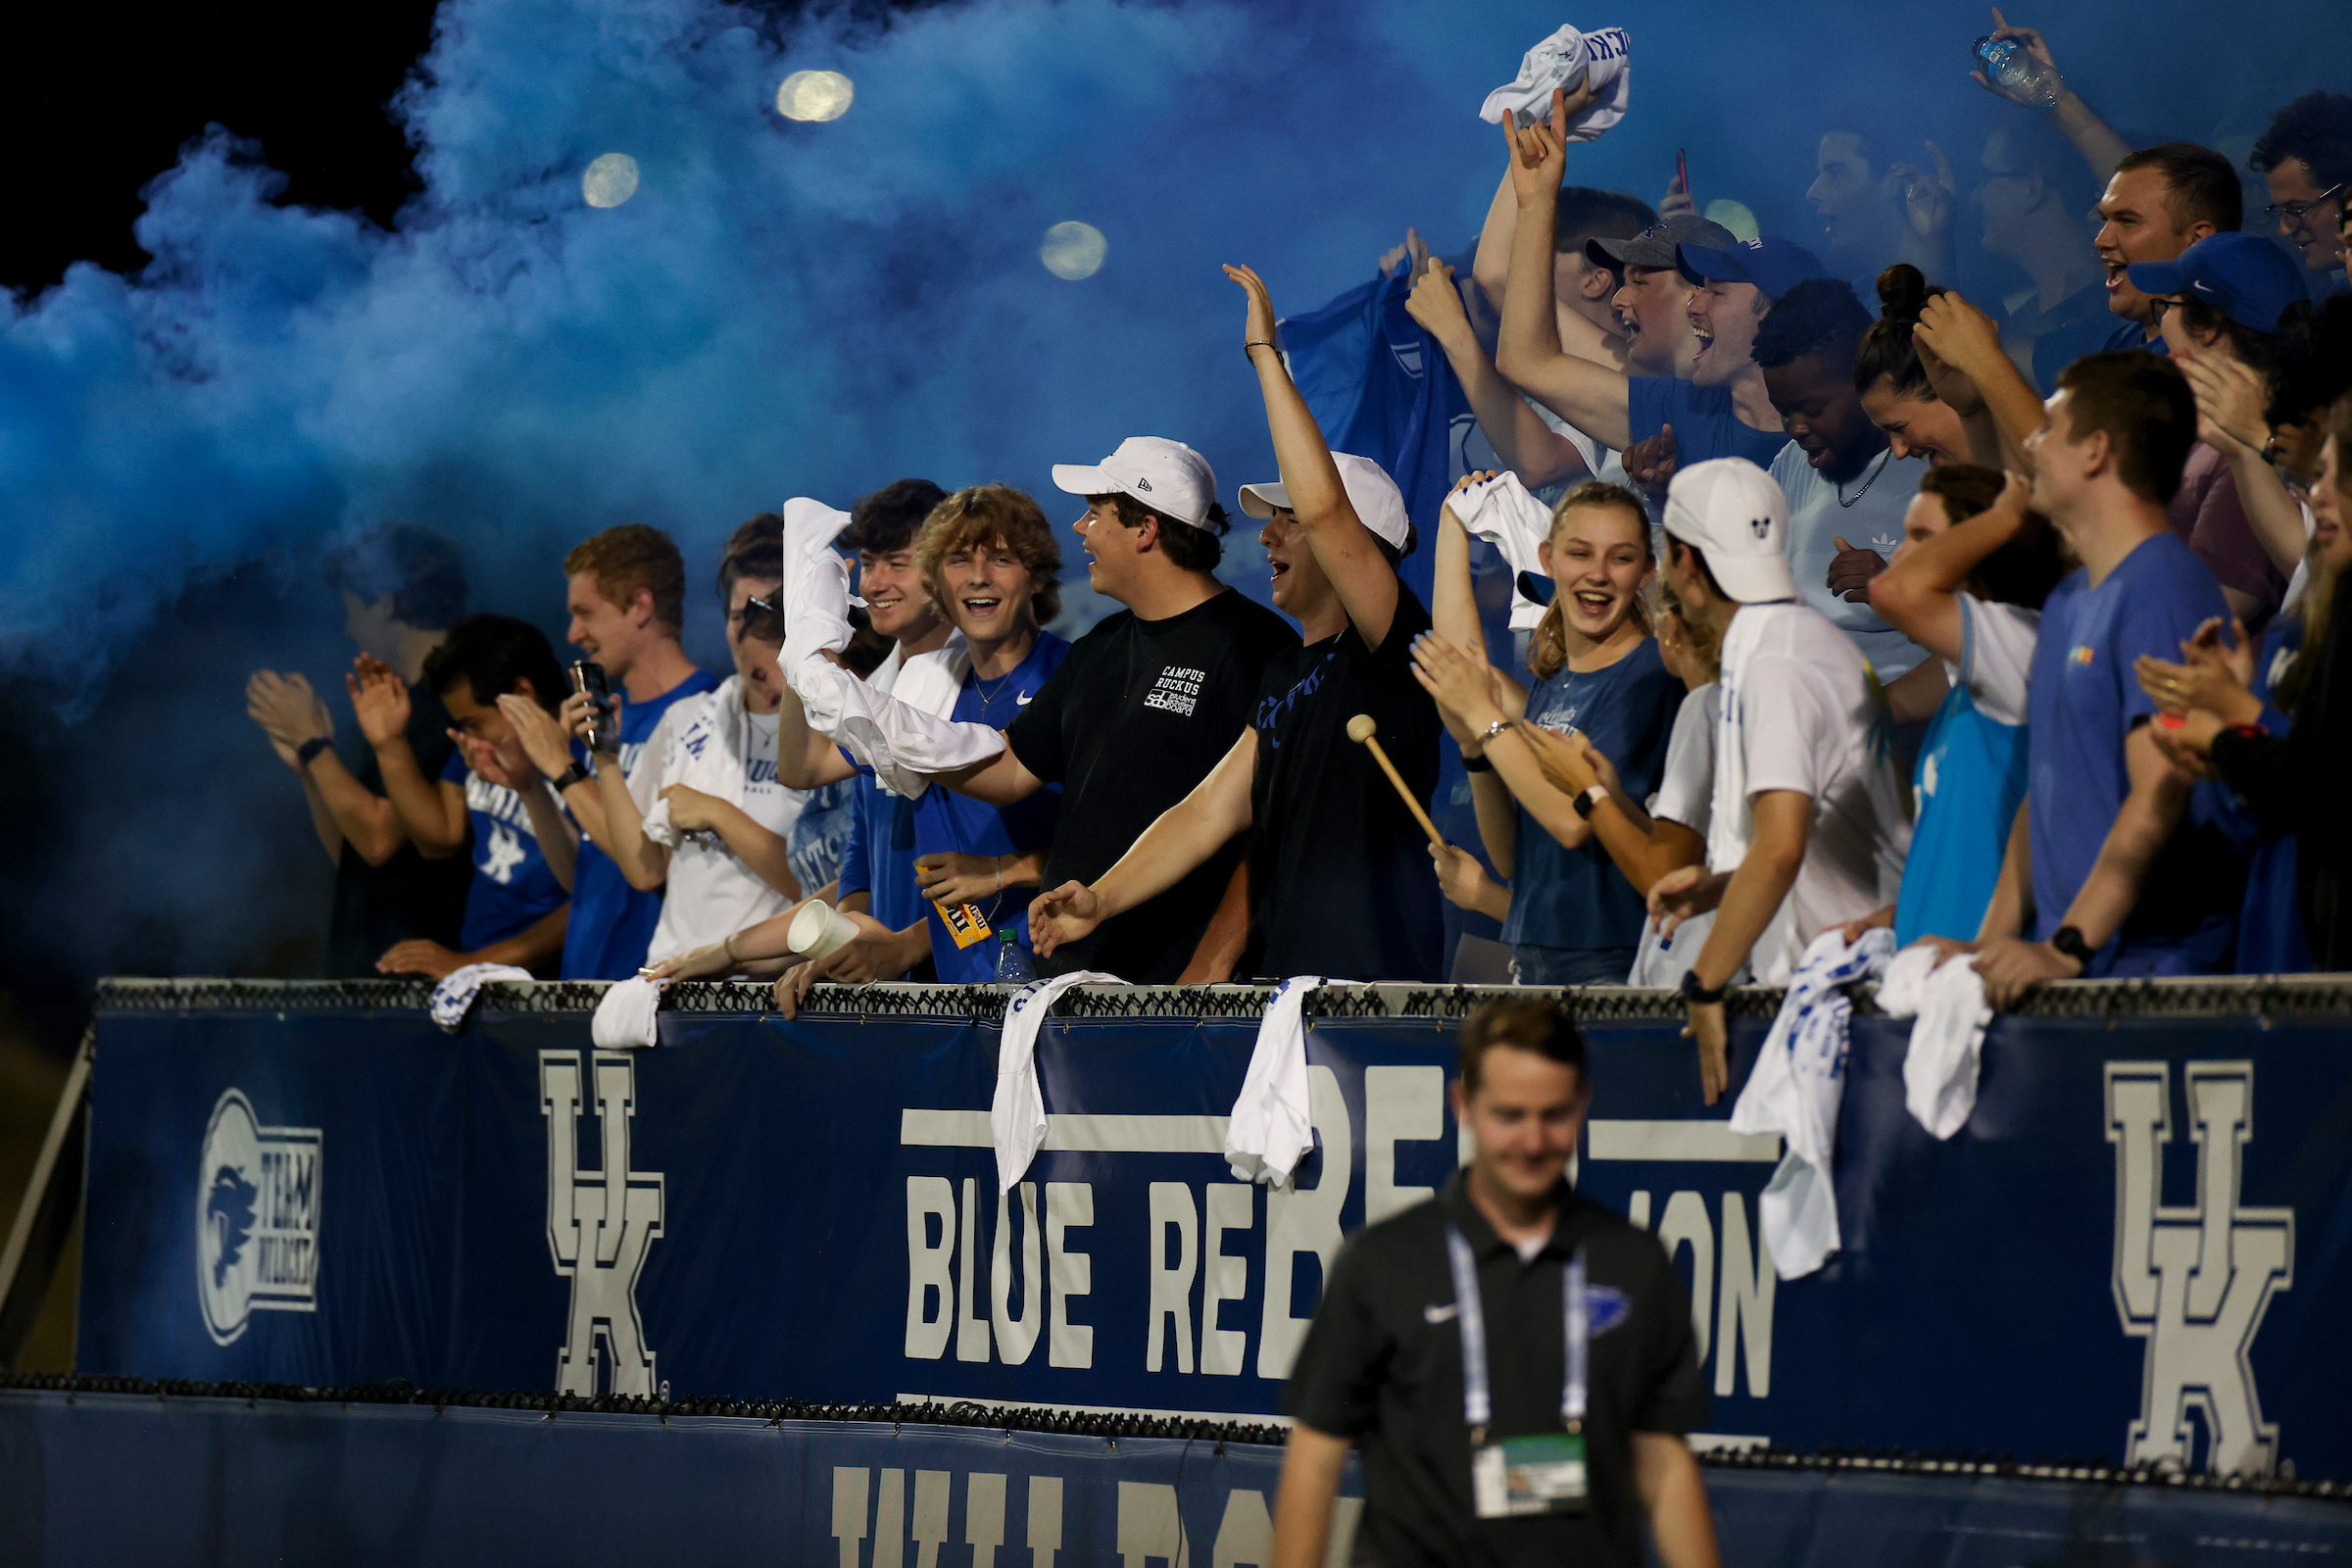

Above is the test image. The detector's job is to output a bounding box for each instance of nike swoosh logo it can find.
[1016,692,1033,706]
[1423,1302,1459,1324]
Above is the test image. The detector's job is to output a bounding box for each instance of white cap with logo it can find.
[1052,437,1219,529]
[1237,453,1412,551]
[1660,458,1799,605]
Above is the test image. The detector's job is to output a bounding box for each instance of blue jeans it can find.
[1509,946,1638,986]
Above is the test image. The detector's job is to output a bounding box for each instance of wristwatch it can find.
[1679,968,1728,1006]
[1461,750,1494,773]
[2049,925,2094,967]
[552,760,595,794]
[296,736,332,769]
[1572,783,1609,819]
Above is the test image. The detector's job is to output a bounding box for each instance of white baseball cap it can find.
[1051,437,1218,529]
[1237,453,1412,551]
[1660,458,1798,604]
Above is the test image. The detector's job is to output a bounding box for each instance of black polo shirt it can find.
[1284,1172,1708,1567]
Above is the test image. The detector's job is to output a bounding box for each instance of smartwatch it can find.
[1572,784,1609,820]
[1679,968,1728,1006]
[552,760,595,794]
[296,736,332,770]
[1461,751,1494,774]
[2049,925,2094,967]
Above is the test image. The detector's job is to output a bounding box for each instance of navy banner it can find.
[11,1391,2349,1566]
[78,987,2352,1478]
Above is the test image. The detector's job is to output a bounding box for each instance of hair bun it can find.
[1876,264,1930,321]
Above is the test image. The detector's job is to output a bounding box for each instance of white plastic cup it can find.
[788,899,859,962]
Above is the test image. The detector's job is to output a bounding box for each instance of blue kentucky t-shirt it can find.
[1499,637,1683,956]
[1626,376,1788,470]
[2027,531,2241,970]
[846,635,1068,984]
[559,667,720,980]
[439,750,567,952]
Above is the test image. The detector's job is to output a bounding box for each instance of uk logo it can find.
[543,1051,666,1396]
[2105,1062,2293,1474]
[195,1090,321,1345]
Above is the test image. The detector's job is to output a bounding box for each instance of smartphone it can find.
[1676,148,1690,207]
[568,661,618,755]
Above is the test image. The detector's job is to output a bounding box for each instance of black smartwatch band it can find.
[552,761,595,794]
[1679,969,1728,1006]
[296,736,332,769]
[2049,925,2094,966]
[1461,751,1494,774]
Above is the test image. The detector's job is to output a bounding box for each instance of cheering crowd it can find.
[248,24,2352,1081]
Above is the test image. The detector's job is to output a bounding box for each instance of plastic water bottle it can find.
[1973,35,2059,110]
[994,927,1037,984]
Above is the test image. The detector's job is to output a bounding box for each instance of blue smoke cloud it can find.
[2,0,2344,982]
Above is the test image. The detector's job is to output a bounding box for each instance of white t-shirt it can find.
[1715,603,1911,985]
[644,686,806,963]
[1647,682,1719,832]
[1526,395,1635,506]
[1957,593,2038,726]
[1629,682,1722,990]
[1768,441,1930,681]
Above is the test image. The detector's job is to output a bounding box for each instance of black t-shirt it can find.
[1005,587,1298,982]
[325,681,471,976]
[1285,1174,1710,1568]
[1246,585,1445,981]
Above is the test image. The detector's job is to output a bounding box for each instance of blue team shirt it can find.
[2026,532,2233,968]
[789,776,858,898]
[1499,639,1682,954]
[438,750,568,952]
[1626,376,1788,469]
[1893,604,2032,947]
[838,637,1068,982]
[559,667,720,980]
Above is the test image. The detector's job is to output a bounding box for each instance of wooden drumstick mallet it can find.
[1347,713,1446,850]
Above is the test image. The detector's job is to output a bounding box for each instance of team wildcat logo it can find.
[544,1051,666,1396]
[195,1090,322,1345]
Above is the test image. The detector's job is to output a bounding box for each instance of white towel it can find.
[1730,926,1892,1279]
[641,675,752,848]
[1478,25,1632,142]
[427,963,533,1032]
[782,550,1004,801]
[1877,944,1993,1140]
[592,975,667,1051]
[1226,977,1341,1188]
[993,969,1122,1193]
[1447,471,1556,632]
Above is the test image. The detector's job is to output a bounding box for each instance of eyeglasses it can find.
[2264,184,2344,228]
[736,590,785,642]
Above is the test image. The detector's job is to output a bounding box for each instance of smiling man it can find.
[1029,268,1445,983]
[1269,997,1720,1568]
[1749,277,1932,681]
[546,524,717,979]
[2091,143,2243,351]
[2249,91,2352,277]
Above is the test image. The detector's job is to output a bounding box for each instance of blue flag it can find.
[1280,264,1475,610]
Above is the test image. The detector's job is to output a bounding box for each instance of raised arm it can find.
[1869,469,2036,662]
[1914,291,2046,464]
[1970,11,2131,180]
[771,665,861,790]
[351,661,466,858]
[1493,118,1635,451]
[1232,262,1403,649]
[1409,259,1594,489]
[2181,356,2310,576]
[1028,729,1257,960]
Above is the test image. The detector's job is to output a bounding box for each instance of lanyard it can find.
[1445,1225,1587,1442]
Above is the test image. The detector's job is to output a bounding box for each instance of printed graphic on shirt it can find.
[1144,664,1205,717]
[466,774,542,880]
[1252,650,1336,745]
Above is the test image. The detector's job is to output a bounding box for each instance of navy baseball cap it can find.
[1676,237,1830,302]
[2127,232,2310,334]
